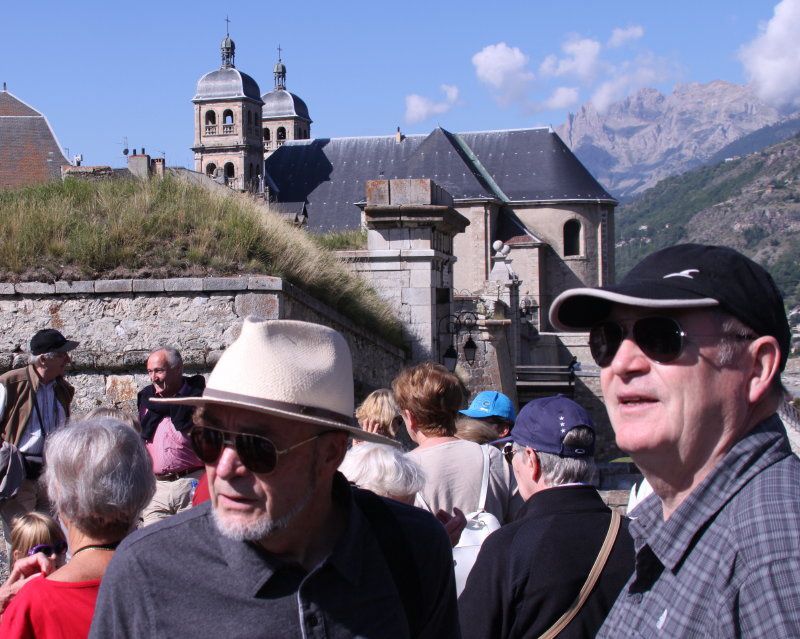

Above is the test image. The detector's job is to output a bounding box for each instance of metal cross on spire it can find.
[277,44,282,61]
[225,15,230,36]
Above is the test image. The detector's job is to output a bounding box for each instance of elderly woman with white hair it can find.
[339,442,425,504]
[0,418,155,638]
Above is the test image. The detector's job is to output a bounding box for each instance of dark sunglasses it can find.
[589,316,755,367]
[190,425,333,474]
[28,541,67,557]
[502,442,518,465]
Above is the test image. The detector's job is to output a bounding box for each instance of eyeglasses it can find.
[589,316,756,368]
[502,443,518,465]
[28,541,67,557]
[190,426,334,474]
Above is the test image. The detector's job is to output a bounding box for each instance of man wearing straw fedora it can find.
[90,318,459,638]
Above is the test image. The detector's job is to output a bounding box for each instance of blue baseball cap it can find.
[459,391,516,422]
[496,395,595,458]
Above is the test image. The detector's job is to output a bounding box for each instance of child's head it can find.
[10,512,67,566]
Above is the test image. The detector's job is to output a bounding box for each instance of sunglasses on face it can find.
[28,541,67,557]
[190,425,333,474]
[502,442,520,465]
[589,316,756,367]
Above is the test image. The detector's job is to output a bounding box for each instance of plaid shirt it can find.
[598,415,800,638]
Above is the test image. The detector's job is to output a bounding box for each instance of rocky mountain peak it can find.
[556,81,786,198]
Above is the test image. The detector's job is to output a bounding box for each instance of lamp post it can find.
[438,311,479,372]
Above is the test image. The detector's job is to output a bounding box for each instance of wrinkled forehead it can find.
[200,404,326,441]
[604,304,722,328]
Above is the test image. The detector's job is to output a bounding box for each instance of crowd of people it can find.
[0,242,798,638]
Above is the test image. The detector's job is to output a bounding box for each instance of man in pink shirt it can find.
[137,348,205,526]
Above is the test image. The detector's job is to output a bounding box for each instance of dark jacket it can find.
[458,485,635,639]
[137,375,205,442]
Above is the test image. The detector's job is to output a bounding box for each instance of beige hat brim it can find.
[152,394,402,448]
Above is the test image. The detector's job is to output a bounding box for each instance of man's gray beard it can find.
[212,452,319,542]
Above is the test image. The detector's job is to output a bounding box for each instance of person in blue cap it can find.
[459,395,634,639]
[458,391,516,439]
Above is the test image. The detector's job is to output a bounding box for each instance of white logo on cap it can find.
[663,269,699,279]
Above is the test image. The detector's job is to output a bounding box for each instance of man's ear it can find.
[324,431,350,470]
[527,448,541,483]
[747,336,781,405]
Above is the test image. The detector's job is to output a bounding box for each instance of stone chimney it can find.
[127,152,151,179]
[395,126,404,143]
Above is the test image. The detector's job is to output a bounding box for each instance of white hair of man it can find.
[44,417,155,539]
[528,427,596,486]
[150,347,182,369]
[28,351,60,366]
[339,443,425,500]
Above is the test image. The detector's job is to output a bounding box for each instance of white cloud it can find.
[590,54,668,112]
[608,25,644,48]
[404,84,460,124]
[472,43,535,105]
[740,0,800,107]
[543,86,580,110]
[539,37,602,81]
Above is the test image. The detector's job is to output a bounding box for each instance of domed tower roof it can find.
[193,34,262,103]
[261,90,311,121]
[261,50,311,122]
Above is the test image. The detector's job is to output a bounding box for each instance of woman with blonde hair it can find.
[355,389,402,439]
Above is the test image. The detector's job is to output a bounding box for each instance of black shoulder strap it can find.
[352,488,423,637]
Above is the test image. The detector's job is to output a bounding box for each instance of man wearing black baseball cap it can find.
[459,395,634,638]
[0,329,78,552]
[550,244,800,636]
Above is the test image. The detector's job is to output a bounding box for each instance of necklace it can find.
[71,541,121,557]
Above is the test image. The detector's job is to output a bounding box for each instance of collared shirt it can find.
[146,415,202,475]
[89,474,459,638]
[598,415,800,638]
[2,380,66,456]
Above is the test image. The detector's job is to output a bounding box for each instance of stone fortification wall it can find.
[0,276,405,416]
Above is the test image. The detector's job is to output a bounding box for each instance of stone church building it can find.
[192,36,617,329]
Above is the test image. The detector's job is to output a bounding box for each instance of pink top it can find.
[146,416,202,475]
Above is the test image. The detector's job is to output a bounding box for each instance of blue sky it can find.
[3,0,796,167]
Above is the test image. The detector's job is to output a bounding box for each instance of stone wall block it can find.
[203,277,248,292]
[15,283,55,295]
[164,278,204,292]
[105,375,138,405]
[401,287,433,306]
[95,280,133,293]
[247,276,282,291]
[132,279,165,293]
[234,292,280,319]
[0,283,15,296]
[55,281,94,294]
[122,351,149,367]
[92,352,124,369]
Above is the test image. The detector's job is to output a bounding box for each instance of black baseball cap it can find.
[495,395,595,458]
[549,244,791,371]
[30,329,79,356]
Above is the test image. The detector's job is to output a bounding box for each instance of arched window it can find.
[223,110,234,124]
[205,163,217,177]
[564,219,581,257]
[247,111,252,125]
[277,127,286,142]
[224,162,235,179]
[205,111,216,125]
[264,128,271,141]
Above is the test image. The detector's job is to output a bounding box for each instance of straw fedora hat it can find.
[153,317,398,446]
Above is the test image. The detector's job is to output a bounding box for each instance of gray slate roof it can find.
[262,89,311,121]
[0,91,69,189]
[194,68,262,103]
[264,127,615,232]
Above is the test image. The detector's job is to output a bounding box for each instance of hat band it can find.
[202,388,356,428]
